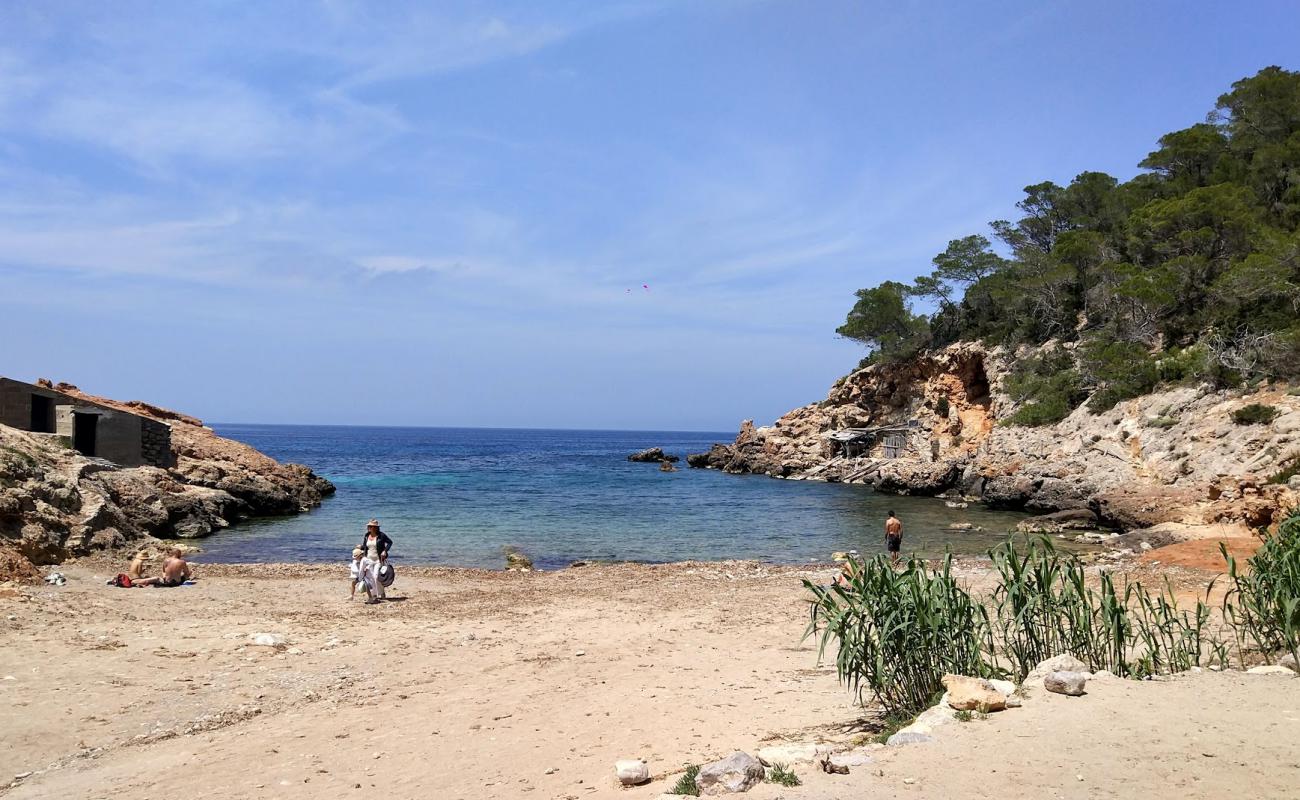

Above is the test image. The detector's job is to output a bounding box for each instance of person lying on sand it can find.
[132,549,192,588]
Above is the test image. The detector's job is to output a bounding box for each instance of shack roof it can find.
[825,422,917,442]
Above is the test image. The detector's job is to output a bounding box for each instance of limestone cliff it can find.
[0,386,334,563]
[695,342,1300,533]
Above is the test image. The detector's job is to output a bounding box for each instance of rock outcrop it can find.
[628,447,679,463]
[696,342,1299,532]
[1,385,334,563]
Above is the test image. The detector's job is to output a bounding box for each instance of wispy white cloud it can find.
[0,1,676,169]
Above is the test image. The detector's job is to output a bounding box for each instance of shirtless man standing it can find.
[885,511,903,566]
[133,549,192,587]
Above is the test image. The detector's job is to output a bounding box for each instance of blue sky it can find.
[1,1,1296,430]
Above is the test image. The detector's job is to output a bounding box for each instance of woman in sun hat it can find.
[359,519,393,601]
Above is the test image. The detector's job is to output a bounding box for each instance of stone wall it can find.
[140,418,174,468]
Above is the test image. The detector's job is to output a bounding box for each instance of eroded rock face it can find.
[1,386,334,564]
[0,545,42,584]
[696,342,1300,532]
[54,383,334,517]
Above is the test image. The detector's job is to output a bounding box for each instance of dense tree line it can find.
[838,67,1300,424]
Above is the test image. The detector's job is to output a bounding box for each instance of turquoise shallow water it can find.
[196,425,1034,569]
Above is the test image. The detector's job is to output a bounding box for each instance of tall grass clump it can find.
[1222,513,1300,668]
[1129,579,1226,676]
[990,537,1225,678]
[803,554,995,717]
[989,538,1129,678]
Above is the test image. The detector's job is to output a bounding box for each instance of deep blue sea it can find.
[197,425,1034,569]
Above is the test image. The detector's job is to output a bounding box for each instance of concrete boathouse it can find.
[0,376,173,468]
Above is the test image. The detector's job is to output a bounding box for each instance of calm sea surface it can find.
[198,425,1036,569]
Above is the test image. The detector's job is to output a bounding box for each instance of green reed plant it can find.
[1129,578,1226,676]
[991,537,1229,678]
[989,537,1130,678]
[808,525,1297,713]
[803,554,996,717]
[1222,512,1300,667]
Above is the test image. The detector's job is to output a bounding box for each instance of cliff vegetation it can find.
[838,67,1300,425]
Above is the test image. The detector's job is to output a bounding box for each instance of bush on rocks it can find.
[1231,403,1280,425]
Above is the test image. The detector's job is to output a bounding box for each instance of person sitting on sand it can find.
[127,550,149,580]
[133,548,192,588]
[834,555,859,588]
[359,519,392,601]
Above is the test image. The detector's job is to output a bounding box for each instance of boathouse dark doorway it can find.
[30,394,54,433]
[73,412,98,457]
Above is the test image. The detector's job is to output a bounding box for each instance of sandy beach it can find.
[4,557,1299,800]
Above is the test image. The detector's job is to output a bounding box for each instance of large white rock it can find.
[885,731,933,746]
[1044,671,1089,696]
[614,759,650,786]
[755,743,828,766]
[987,678,1022,706]
[828,750,872,769]
[696,752,765,795]
[890,699,960,744]
[1026,654,1091,687]
[1277,653,1298,673]
[1246,665,1296,676]
[249,633,287,648]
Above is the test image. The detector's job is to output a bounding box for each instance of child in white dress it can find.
[349,548,365,601]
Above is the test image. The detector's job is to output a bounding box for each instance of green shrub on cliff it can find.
[1081,337,1160,413]
[1002,347,1087,426]
[838,67,1300,389]
[1231,403,1280,424]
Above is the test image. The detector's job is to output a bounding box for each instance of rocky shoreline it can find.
[0,383,333,565]
[690,342,1300,539]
